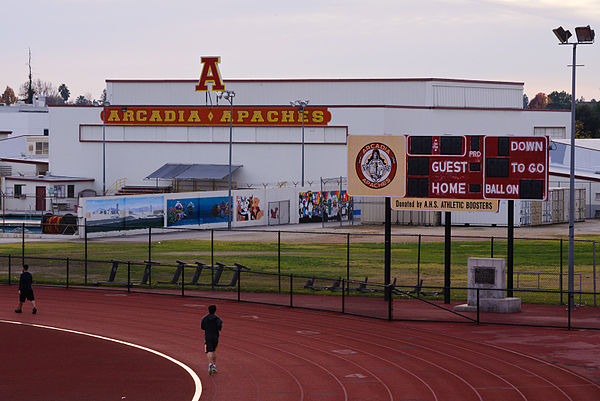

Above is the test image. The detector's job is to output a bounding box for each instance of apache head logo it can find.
[355,142,397,189]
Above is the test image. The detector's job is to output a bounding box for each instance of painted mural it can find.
[299,190,350,223]
[167,196,230,226]
[85,195,164,232]
[236,195,265,221]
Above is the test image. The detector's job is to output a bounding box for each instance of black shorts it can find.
[205,339,219,353]
[19,289,34,302]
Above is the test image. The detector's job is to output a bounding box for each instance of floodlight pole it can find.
[227,94,234,230]
[291,100,309,187]
[219,91,235,230]
[102,105,106,196]
[554,24,595,310]
[94,100,110,196]
[568,42,577,310]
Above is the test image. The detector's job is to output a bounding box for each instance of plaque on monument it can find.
[474,267,495,285]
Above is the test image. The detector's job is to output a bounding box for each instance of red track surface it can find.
[2,285,600,401]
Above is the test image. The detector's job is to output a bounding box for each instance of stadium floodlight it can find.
[552,25,595,310]
[575,25,595,43]
[553,26,572,44]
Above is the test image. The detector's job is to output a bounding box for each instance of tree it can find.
[546,91,571,109]
[74,95,92,105]
[25,48,34,104]
[523,94,529,109]
[58,84,70,103]
[576,103,600,138]
[1,86,18,105]
[528,92,549,109]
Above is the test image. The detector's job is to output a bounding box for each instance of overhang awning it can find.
[146,163,243,180]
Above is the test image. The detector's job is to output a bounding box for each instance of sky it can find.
[3,0,600,103]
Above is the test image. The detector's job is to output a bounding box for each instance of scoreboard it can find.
[348,134,549,202]
[405,135,484,199]
[404,135,548,201]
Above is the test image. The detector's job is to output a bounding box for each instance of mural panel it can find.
[299,190,350,223]
[236,195,265,221]
[85,196,164,232]
[167,196,230,226]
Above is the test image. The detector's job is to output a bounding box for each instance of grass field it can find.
[1,233,598,306]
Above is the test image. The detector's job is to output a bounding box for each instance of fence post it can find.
[593,240,597,307]
[84,219,88,286]
[211,229,214,268]
[560,238,564,305]
[278,231,281,294]
[148,227,152,264]
[8,254,11,285]
[66,257,69,289]
[490,236,494,258]
[237,265,241,302]
[346,233,350,295]
[417,234,421,285]
[477,288,480,325]
[342,279,345,314]
[568,289,571,330]
[388,284,393,321]
[289,274,293,307]
[21,222,25,266]
[127,262,131,293]
[181,263,185,297]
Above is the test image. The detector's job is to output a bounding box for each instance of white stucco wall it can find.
[48,79,570,204]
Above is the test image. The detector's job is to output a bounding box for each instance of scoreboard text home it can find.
[348,135,549,202]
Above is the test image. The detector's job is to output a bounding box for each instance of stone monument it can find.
[454,257,521,313]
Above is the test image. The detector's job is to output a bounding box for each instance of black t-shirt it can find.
[19,271,33,291]
[201,314,223,340]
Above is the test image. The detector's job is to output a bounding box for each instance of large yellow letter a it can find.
[195,57,225,91]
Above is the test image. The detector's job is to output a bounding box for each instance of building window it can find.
[14,184,23,198]
[534,127,566,139]
[35,141,49,155]
[53,185,65,198]
[43,129,49,136]
[67,185,75,198]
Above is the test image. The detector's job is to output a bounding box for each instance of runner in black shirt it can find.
[15,265,37,314]
[201,304,222,375]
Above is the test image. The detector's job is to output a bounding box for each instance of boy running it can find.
[15,264,37,314]
[201,304,222,375]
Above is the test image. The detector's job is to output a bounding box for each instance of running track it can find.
[2,285,600,401]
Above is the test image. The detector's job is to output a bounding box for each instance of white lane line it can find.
[0,319,202,401]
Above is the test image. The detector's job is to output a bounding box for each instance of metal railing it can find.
[1,254,599,331]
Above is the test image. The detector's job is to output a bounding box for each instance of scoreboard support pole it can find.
[507,200,514,297]
[384,197,392,301]
[444,212,451,304]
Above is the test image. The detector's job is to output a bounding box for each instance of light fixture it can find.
[553,26,572,44]
[575,25,595,43]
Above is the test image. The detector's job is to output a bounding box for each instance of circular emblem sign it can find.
[355,142,397,189]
